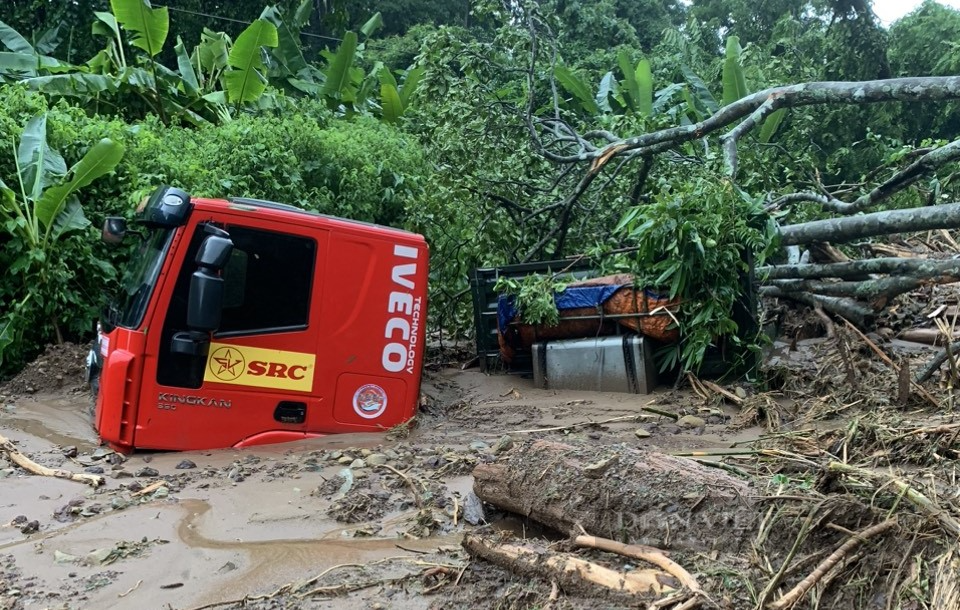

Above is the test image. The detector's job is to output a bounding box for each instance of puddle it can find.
[0,393,98,449]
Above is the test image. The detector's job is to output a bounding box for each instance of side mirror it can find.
[171,230,234,357]
[102,217,127,245]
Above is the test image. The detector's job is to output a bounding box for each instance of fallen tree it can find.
[472,439,759,553]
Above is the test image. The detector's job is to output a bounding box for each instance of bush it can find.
[0,86,437,378]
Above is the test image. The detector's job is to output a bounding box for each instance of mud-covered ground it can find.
[1,333,958,609]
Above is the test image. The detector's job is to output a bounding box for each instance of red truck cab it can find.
[91,186,428,452]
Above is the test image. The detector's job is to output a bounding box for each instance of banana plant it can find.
[0,114,124,365]
[720,36,786,143]
[223,19,278,104]
[378,65,425,123]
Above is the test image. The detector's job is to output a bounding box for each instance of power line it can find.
[160,4,344,43]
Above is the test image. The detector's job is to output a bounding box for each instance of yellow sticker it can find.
[204,342,316,392]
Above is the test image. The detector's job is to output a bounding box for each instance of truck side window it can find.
[157,225,316,389]
[217,227,316,336]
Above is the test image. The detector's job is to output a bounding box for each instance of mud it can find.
[1,336,957,609]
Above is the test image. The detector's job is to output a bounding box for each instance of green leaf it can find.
[50,195,90,239]
[321,30,358,100]
[0,19,34,54]
[378,66,398,89]
[260,5,308,78]
[596,71,616,113]
[381,82,403,123]
[554,65,600,115]
[18,115,67,203]
[224,19,278,104]
[110,0,169,56]
[196,28,229,73]
[92,11,121,41]
[399,65,424,108]
[35,138,124,230]
[293,0,313,28]
[617,50,639,112]
[360,12,383,39]
[24,73,115,96]
[758,108,787,143]
[636,59,653,117]
[722,36,749,106]
[681,66,718,114]
[175,36,199,95]
[35,24,62,55]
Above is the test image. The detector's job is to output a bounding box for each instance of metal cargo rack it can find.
[469,253,759,380]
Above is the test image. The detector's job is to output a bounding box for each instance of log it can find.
[766,275,956,307]
[472,440,758,553]
[759,257,960,280]
[778,202,960,246]
[463,534,677,598]
[0,435,105,487]
[759,286,872,326]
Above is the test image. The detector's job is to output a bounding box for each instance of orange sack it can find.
[497,274,679,364]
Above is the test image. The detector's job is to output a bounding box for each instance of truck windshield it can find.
[110,227,174,329]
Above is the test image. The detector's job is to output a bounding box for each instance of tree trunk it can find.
[759,286,873,326]
[759,257,960,280]
[778,202,960,246]
[766,275,953,308]
[472,440,757,553]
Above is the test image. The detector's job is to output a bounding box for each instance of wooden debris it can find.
[767,519,897,610]
[463,534,676,597]
[0,434,104,487]
[132,481,167,497]
[472,440,757,552]
[827,462,960,539]
[572,535,701,592]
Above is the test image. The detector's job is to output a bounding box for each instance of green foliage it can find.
[0,110,123,369]
[494,275,569,327]
[224,19,278,104]
[617,180,777,371]
[110,0,168,57]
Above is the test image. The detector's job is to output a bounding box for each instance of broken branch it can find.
[0,435,104,487]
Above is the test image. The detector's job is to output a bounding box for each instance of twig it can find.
[767,519,897,610]
[841,319,939,407]
[375,464,424,509]
[828,462,960,538]
[0,435,104,487]
[573,535,701,592]
[118,579,143,598]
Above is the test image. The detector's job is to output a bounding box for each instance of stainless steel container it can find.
[532,335,656,394]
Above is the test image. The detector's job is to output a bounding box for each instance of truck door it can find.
[136,220,326,451]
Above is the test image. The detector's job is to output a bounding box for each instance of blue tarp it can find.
[498,284,627,331]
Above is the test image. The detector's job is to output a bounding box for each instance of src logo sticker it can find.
[209,347,246,382]
[203,342,316,392]
[353,384,388,419]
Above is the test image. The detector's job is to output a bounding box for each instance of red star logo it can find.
[214,350,242,376]
[209,347,245,381]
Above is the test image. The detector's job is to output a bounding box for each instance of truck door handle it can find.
[274,401,307,424]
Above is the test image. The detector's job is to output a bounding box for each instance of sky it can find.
[873,0,960,25]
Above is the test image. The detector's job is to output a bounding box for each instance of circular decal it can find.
[353,384,388,419]
[209,346,246,382]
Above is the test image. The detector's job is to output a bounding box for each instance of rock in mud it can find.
[469,441,491,453]
[83,466,104,475]
[367,453,388,466]
[135,467,159,477]
[634,428,652,439]
[175,460,197,470]
[677,415,705,430]
[462,492,486,525]
[61,446,78,458]
[18,520,39,534]
[349,458,367,469]
[492,435,514,454]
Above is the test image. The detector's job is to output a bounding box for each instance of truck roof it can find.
[190,196,424,242]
